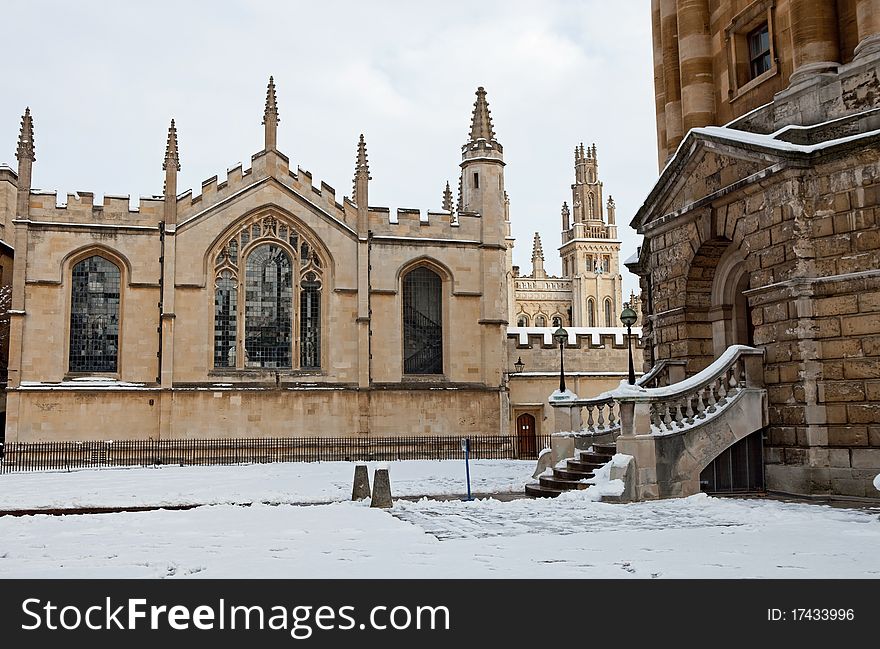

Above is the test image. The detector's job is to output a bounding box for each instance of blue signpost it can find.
[461,437,473,501]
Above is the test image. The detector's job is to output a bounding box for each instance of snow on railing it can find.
[551,358,687,437]
[611,345,765,437]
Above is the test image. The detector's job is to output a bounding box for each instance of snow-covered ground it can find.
[0,460,529,510]
[0,461,878,579]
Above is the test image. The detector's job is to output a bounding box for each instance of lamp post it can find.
[620,303,637,385]
[553,326,568,393]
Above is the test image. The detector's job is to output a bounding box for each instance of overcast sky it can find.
[2,0,656,298]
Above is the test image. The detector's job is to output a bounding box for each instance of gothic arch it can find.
[61,245,132,285]
[396,256,454,285]
[204,204,333,286]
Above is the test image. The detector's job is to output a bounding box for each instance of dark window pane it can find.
[244,244,292,368]
[403,267,442,374]
[300,273,321,369]
[214,272,237,368]
[748,23,771,79]
[69,256,120,372]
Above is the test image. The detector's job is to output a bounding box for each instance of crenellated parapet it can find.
[23,191,165,227]
[366,206,482,240]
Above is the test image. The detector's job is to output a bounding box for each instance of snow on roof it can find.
[693,124,880,154]
[623,250,639,265]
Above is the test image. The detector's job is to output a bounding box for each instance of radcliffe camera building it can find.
[623,0,880,499]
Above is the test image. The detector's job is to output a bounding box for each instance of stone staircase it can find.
[524,442,616,498]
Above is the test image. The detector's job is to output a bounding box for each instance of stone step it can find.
[553,467,594,481]
[566,458,604,472]
[539,475,588,491]
[525,482,562,498]
[578,451,613,464]
[592,442,617,455]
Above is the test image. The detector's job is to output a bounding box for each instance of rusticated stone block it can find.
[846,404,880,424]
[815,295,859,317]
[821,338,863,359]
[842,314,880,337]
[851,449,880,469]
[821,381,866,402]
[843,359,880,379]
[827,425,869,446]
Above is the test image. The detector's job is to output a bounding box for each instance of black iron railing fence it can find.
[0,434,552,474]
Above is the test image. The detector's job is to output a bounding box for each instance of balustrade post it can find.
[742,352,765,388]
[619,400,635,437]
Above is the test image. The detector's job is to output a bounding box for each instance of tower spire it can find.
[16,107,35,163]
[263,76,280,151]
[468,86,496,141]
[442,181,454,212]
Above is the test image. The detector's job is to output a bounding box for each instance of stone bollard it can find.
[370,467,393,508]
[352,464,371,501]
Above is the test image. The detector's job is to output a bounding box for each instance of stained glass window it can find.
[214,271,237,368]
[403,267,442,374]
[300,272,321,369]
[69,256,120,373]
[244,244,292,368]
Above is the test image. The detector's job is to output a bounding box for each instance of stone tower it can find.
[559,143,622,327]
[460,86,508,385]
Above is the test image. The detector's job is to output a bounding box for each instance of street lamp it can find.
[513,357,525,374]
[552,326,568,393]
[620,303,638,385]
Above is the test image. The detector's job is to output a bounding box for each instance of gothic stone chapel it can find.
[0,81,518,442]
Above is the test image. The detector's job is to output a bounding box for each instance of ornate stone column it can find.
[676,0,715,135]
[660,0,683,155]
[854,0,880,59]
[788,0,840,85]
[651,0,667,168]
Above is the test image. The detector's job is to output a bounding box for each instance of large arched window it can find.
[587,298,596,327]
[69,255,120,373]
[403,266,442,374]
[212,213,323,371]
[604,298,613,327]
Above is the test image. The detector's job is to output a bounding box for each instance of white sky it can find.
[1,0,657,298]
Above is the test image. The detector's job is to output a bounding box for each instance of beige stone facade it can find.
[633,0,880,499]
[0,83,636,447]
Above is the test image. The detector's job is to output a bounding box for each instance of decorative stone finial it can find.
[163,119,180,171]
[16,107,35,162]
[532,232,544,262]
[263,76,280,151]
[469,86,496,141]
[442,181,454,212]
[352,133,370,204]
[263,76,279,125]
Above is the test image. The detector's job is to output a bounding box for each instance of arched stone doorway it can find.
[709,244,753,356]
[516,413,537,459]
[684,238,753,372]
